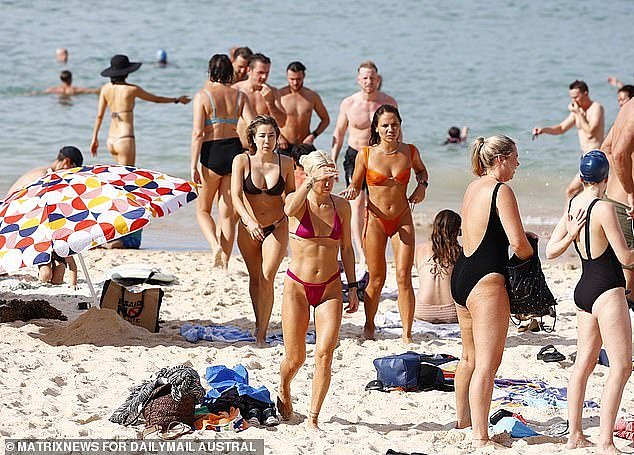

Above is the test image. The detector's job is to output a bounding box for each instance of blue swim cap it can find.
[156,49,167,63]
[579,150,609,183]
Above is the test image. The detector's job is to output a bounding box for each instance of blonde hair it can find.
[471,135,516,176]
[298,150,334,177]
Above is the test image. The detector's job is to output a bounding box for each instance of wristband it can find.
[174,98,179,104]
[311,130,319,138]
[347,281,359,288]
[306,177,315,189]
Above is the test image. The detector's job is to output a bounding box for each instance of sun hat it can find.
[100,54,142,78]
[579,149,609,183]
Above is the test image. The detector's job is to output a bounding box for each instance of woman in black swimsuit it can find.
[450,135,533,448]
[231,115,295,346]
[192,54,254,268]
[546,150,633,453]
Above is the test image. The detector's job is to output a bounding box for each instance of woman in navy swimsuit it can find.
[547,150,633,452]
[450,135,533,448]
[277,150,358,431]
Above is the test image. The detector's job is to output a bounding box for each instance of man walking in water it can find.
[278,61,329,157]
[331,61,397,268]
[532,80,605,197]
[233,53,286,147]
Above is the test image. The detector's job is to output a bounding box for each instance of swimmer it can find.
[443,126,469,145]
[341,105,428,343]
[450,136,533,448]
[56,47,68,64]
[90,54,191,166]
[547,150,633,454]
[43,70,99,96]
[331,61,398,268]
[156,49,168,67]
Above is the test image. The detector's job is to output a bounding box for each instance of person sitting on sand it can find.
[546,150,633,453]
[90,54,191,166]
[341,104,428,343]
[277,150,358,431]
[443,126,469,145]
[231,115,295,346]
[414,210,460,324]
[450,135,533,448]
[44,71,99,96]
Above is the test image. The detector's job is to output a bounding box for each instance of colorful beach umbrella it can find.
[0,164,197,303]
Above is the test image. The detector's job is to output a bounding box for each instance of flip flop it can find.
[537,345,566,363]
[543,420,569,437]
[365,379,385,392]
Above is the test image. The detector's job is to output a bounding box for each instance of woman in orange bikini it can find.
[90,54,191,166]
[341,104,428,343]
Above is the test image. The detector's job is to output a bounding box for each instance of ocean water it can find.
[0,0,632,250]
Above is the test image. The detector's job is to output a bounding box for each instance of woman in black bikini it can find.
[546,150,633,453]
[450,135,533,448]
[192,54,254,268]
[231,115,294,346]
[90,54,190,166]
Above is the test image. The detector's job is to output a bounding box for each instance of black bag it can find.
[507,236,557,330]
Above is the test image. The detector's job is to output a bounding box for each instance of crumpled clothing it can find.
[615,415,634,440]
[493,378,598,409]
[110,365,205,426]
[203,364,272,405]
[180,323,315,345]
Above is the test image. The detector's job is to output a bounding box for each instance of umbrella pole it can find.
[77,253,98,308]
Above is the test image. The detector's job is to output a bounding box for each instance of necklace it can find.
[380,144,400,155]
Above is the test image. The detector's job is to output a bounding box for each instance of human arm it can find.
[497,184,534,260]
[611,114,634,214]
[302,93,330,145]
[532,113,575,137]
[134,85,190,104]
[461,127,469,142]
[90,87,108,157]
[282,154,296,196]
[545,206,586,259]
[260,85,286,127]
[75,87,101,94]
[190,92,205,185]
[230,155,264,241]
[284,164,337,217]
[408,145,429,204]
[337,197,358,313]
[239,91,255,125]
[66,256,78,289]
[600,202,634,266]
[608,76,624,89]
[330,99,349,163]
[339,145,366,200]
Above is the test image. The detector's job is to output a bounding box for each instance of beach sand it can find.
[0,248,632,454]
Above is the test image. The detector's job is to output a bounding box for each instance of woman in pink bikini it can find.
[277,150,358,431]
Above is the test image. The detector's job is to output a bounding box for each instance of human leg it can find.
[197,167,223,267]
[455,304,474,429]
[50,261,66,285]
[391,212,415,343]
[310,294,343,430]
[38,264,53,283]
[466,275,509,446]
[567,308,601,449]
[362,214,388,339]
[350,192,367,268]
[278,275,310,420]
[217,175,237,268]
[236,224,263,334]
[595,290,632,453]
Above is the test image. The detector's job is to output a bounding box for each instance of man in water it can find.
[532,80,605,197]
[56,47,68,64]
[230,46,253,83]
[44,71,99,95]
[278,61,329,157]
[602,99,634,298]
[233,53,286,147]
[331,61,397,267]
[617,85,633,109]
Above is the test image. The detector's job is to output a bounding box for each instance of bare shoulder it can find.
[232,80,247,90]
[380,92,398,106]
[279,153,294,169]
[233,152,248,169]
[278,85,291,97]
[332,194,351,214]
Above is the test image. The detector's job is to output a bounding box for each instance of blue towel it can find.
[204,364,272,404]
[494,378,599,409]
[492,417,540,438]
[180,323,316,345]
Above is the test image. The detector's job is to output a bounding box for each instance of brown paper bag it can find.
[99,279,163,332]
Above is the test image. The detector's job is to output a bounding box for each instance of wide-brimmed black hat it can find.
[100,54,142,78]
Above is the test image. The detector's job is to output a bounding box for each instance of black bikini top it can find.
[243,152,285,196]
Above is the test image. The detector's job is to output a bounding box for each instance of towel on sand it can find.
[378,310,460,338]
[180,323,315,345]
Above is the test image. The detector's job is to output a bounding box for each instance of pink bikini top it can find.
[294,197,342,240]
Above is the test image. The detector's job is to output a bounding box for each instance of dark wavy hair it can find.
[208,54,233,84]
[430,210,462,277]
[369,104,402,146]
[247,115,279,153]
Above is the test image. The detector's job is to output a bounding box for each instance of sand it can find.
[0,247,632,455]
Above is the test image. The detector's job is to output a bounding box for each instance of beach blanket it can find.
[493,378,598,409]
[378,310,461,338]
[180,323,315,345]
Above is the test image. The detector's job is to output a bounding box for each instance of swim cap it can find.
[579,150,609,183]
[156,49,167,64]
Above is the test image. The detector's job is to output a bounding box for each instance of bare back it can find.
[414,242,457,321]
[197,83,243,141]
[460,179,502,256]
[100,83,137,137]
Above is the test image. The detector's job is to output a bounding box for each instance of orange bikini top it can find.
[364,144,415,186]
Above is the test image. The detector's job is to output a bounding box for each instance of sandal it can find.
[544,420,569,437]
[365,379,385,392]
[518,318,540,333]
[537,345,565,363]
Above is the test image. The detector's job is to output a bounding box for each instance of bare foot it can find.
[401,335,413,345]
[255,339,267,348]
[596,443,620,455]
[306,411,321,431]
[363,325,376,340]
[455,419,471,429]
[472,438,506,449]
[276,395,293,421]
[566,433,595,449]
[211,247,223,268]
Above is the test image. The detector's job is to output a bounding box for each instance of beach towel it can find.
[180,323,315,345]
[614,415,634,440]
[110,365,205,426]
[491,416,540,437]
[493,378,598,409]
[203,365,272,406]
[378,310,461,338]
